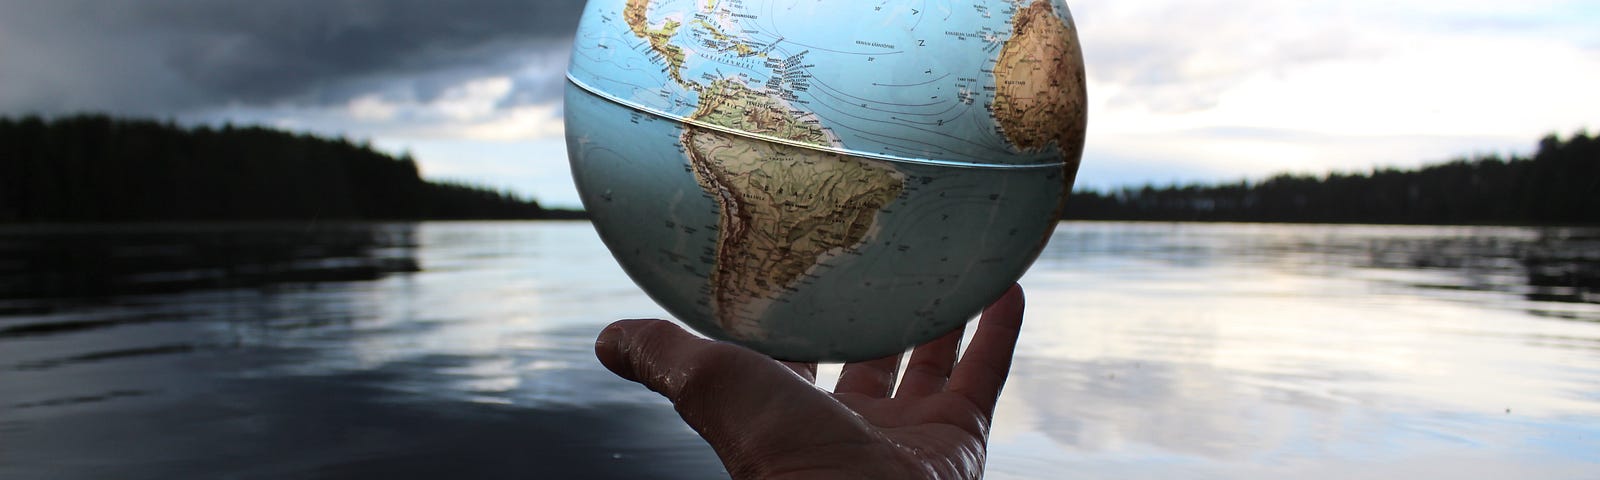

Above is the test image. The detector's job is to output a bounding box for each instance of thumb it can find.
[594,320,876,475]
[594,318,747,399]
[594,319,818,410]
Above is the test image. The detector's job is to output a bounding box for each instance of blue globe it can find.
[565,0,1087,361]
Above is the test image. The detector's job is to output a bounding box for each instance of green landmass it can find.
[0,114,586,222]
[624,0,689,85]
[690,78,831,147]
[1063,131,1600,226]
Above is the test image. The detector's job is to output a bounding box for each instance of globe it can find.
[565,0,1087,362]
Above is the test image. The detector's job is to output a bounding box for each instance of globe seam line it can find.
[566,74,1066,171]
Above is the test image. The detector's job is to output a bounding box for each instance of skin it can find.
[595,284,1026,479]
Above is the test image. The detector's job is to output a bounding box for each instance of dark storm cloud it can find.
[0,0,587,115]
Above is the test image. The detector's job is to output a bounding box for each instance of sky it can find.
[1,0,1596,208]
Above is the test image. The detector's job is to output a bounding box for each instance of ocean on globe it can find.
[565,0,1087,362]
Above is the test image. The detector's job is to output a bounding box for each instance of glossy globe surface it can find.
[565,0,1087,361]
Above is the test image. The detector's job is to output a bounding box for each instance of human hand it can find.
[595,284,1025,479]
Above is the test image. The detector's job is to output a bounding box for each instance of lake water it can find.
[1,221,1597,479]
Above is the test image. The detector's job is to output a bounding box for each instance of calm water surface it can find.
[0,221,1597,479]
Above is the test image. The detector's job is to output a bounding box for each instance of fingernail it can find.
[596,323,624,352]
[595,323,627,375]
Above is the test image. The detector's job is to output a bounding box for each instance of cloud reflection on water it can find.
[1,221,1597,479]
[988,222,1600,479]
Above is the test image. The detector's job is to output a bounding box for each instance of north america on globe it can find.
[565,0,1087,361]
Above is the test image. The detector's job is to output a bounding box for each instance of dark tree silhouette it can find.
[3,115,1591,225]
[1062,131,1599,225]
[0,114,586,222]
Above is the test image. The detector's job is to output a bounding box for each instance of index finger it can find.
[945,283,1025,419]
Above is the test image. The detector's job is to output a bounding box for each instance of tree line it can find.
[0,114,584,222]
[3,114,1593,225]
[1063,131,1599,225]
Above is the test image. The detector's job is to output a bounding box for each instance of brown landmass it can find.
[683,82,904,338]
[993,0,1089,220]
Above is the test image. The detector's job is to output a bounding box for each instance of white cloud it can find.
[433,77,515,121]
[1072,0,1600,186]
[296,75,569,143]
[346,94,399,122]
[188,1,1598,198]
[448,103,566,141]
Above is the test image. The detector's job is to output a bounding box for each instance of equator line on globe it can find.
[565,0,1086,362]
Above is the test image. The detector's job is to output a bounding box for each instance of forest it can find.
[1062,131,1599,225]
[2,114,1594,225]
[0,115,582,222]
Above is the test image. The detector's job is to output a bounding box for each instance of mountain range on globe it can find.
[565,0,1087,361]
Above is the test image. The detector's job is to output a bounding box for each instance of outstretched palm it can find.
[595,284,1026,479]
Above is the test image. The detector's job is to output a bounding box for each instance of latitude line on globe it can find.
[565,74,1066,171]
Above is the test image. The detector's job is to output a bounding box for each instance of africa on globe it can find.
[565,0,1087,362]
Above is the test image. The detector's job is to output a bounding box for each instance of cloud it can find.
[336,76,567,141]
[1073,1,1378,113]
[1070,0,1600,186]
[0,0,587,115]
[2,0,1594,201]
[189,74,566,143]
[1071,0,1600,114]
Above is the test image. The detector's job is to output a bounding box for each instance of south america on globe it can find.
[565,0,1087,362]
